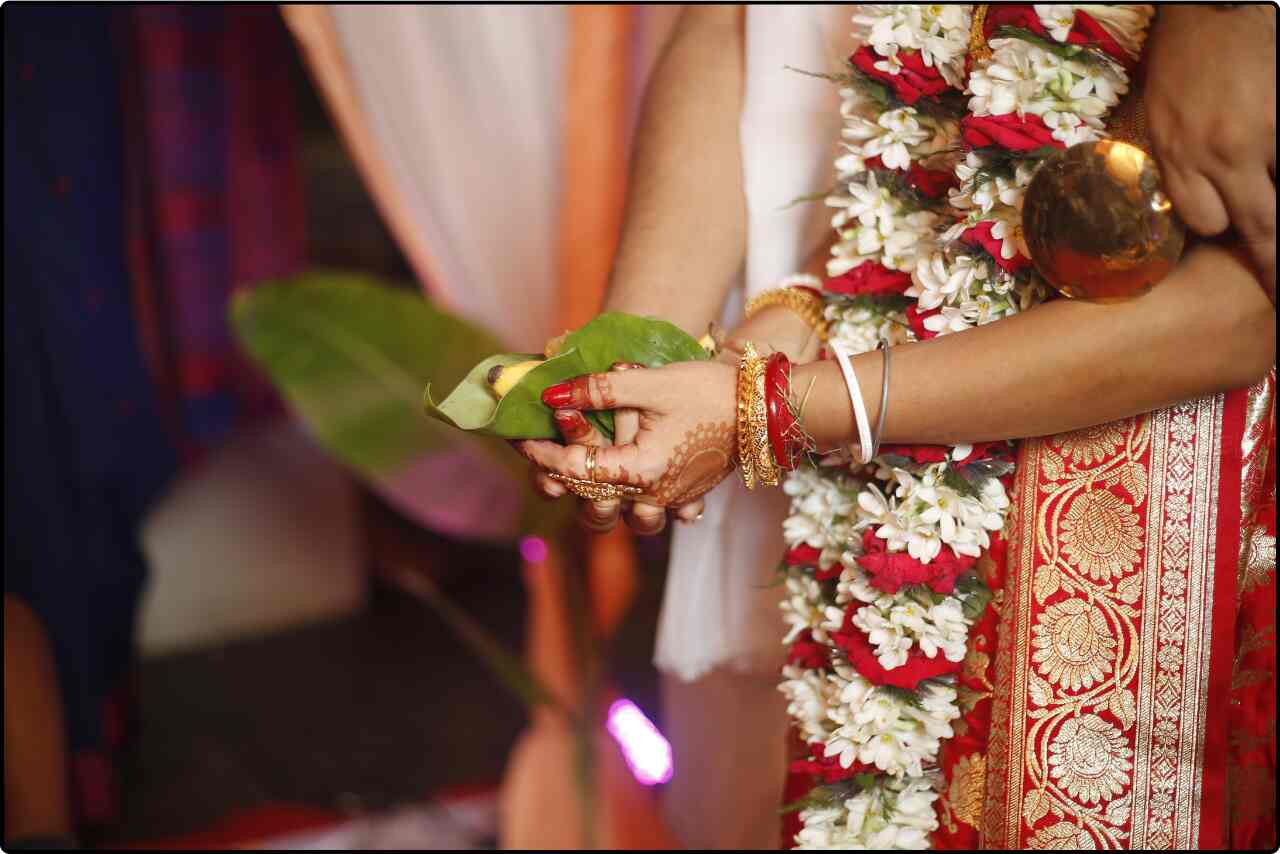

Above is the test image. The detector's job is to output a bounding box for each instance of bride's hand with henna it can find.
[528,361,695,534]
[519,360,739,535]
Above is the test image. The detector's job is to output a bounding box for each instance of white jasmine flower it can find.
[968,38,1051,117]
[921,598,970,661]
[969,37,1128,121]
[1035,4,1078,42]
[779,665,839,742]
[908,251,990,310]
[923,305,975,337]
[851,4,972,88]
[843,107,932,171]
[1042,109,1101,146]
[781,574,828,644]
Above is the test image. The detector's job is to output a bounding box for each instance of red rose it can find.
[791,744,873,784]
[785,543,822,567]
[904,304,939,340]
[851,46,950,105]
[861,156,954,199]
[960,112,1062,152]
[878,443,951,464]
[787,631,830,670]
[856,528,977,595]
[785,543,841,580]
[959,221,1031,274]
[905,163,958,199]
[831,617,964,690]
[982,3,1045,39]
[825,261,913,297]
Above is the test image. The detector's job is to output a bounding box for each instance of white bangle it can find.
[830,340,874,465]
[778,273,822,290]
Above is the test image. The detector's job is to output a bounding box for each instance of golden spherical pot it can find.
[1022,139,1186,301]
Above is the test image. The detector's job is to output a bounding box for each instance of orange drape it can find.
[558,7,641,640]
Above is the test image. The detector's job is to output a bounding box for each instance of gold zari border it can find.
[984,395,1224,849]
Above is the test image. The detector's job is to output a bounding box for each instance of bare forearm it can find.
[604,6,747,335]
[794,243,1276,447]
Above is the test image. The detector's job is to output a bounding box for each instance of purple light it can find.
[605,698,673,786]
[519,535,548,564]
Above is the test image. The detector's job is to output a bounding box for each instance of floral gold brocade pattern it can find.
[984,397,1224,849]
[1228,371,1276,848]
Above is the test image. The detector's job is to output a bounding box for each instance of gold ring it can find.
[585,445,599,483]
[547,472,643,502]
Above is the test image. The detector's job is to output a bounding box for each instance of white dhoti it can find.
[654,6,855,848]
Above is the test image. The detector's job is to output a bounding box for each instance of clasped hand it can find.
[519,360,739,535]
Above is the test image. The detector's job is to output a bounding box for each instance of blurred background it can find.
[4,4,686,848]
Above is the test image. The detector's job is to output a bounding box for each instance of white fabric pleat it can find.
[330,4,568,353]
[654,5,855,682]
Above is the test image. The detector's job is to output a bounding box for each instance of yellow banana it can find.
[486,359,543,399]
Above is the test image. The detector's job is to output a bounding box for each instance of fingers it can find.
[541,365,658,412]
[552,407,605,446]
[610,363,643,446]
[551,408,622,532]
[519,439,590,479]
[519,437,649,489]
[1162,161,1230,237]
[1215,169,1277,301]
[530,464,565,500]
[626,500,667,536]
[673,499,705,524]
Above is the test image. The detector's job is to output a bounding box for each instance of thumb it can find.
[540,366,658,412]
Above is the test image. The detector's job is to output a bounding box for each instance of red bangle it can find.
[765,352,799,470]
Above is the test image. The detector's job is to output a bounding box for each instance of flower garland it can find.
[778,5,1153,849]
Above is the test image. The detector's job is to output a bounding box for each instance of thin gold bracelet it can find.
[736,343,761,490]
[743,281,830,343]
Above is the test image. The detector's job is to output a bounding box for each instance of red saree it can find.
[928,372,1276,850]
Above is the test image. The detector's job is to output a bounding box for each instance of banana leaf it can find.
[231,271,570,541]
[425,311,709,440]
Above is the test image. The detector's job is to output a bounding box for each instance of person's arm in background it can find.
[602,5,747,335]
[534,6,764,532]
[1146,3,1276,302]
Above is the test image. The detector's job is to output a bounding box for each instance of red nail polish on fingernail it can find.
[542,382,574,407]
[553,408,588,439]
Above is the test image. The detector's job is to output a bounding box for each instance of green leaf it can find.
[561,311,709,369]
[426,311,707,440]
[231,271,571,541]
[957,572,994,622]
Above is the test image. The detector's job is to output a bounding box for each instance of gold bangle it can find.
[736,343,779,490]
[737,343,760,490]
[743,284,830,342]
[750,363,779,487]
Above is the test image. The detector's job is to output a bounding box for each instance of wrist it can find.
[730,306,824,362]
[791,354,887,452]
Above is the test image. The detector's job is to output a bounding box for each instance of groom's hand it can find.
[1146,3,1276,303]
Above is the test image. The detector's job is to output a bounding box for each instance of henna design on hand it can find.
[650,421,738,506]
